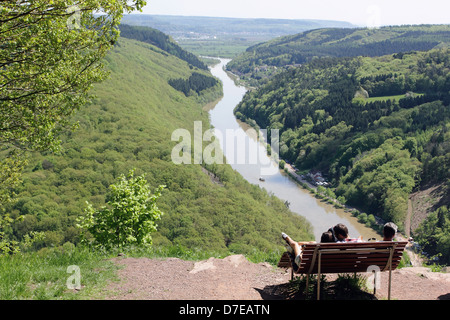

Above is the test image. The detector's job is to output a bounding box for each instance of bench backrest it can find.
[297,241,408,274]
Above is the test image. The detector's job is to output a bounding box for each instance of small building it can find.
[308,171,328,186]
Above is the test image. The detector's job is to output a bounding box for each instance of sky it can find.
[136,0,450,27]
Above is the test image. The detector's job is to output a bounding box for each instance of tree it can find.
[77,170,165,249]
[0,214,45,256]
[337,195,347,205]
[0,0,146,209]
[317,185,326,195]
[415,206,450,265]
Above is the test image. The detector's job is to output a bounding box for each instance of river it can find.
[208,58,379,241]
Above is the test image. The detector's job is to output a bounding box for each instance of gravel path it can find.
[101,254,450,300]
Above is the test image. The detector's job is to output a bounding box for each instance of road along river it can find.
[207,58,379,241]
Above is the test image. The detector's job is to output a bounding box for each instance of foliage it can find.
[235,49,450,231]
[77,170,165,249]
[0,214,21,256]
[0,0,145,233]
[168,72,219,96]
[0,0,145,150]
[118,24,208,70]
[0,151,26,207]
[5,38,313,257]
[331,273,369,299]
[338,138,421,223]
[228,25,450,85]
[414,206,450,265]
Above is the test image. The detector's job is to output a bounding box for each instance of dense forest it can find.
[119,24,208,70]
[235,49,450,262]
[119,25,220,98]
[227,25,450,86]
[168,72,219,96]
[4,36,313,256]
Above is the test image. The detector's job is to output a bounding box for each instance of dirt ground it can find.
[101,253,450,300]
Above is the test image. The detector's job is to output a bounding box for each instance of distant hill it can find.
[228,24,450,85]
[121,14,355,58]
[121,14,355,40]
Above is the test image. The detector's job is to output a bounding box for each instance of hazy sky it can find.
[137,0,450,26]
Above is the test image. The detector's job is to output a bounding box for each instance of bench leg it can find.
[388,247,393,300]
[388,267,392,300]
[373,271,377,295]
[317,252,322,300]
[305,274,309,297]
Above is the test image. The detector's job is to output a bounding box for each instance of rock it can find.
[259,262,273,269]
[223,254,248,267]
[190,257,216,274]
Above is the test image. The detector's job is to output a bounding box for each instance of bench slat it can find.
[299,259,402,267]
[300,254,403,261]
[301,244,407,250]
[298,256,404,262]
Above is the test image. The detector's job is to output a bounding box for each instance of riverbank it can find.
[283,163,316,190]
[208,58,380,242]
[282,162,387,236]
[283,156,426,267]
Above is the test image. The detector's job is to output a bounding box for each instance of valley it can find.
[121,14,355,58]
[0,2,449,301]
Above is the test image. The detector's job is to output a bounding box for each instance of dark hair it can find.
[333,223,349,240]
[327,228,337,242]
[383,222,397,239]
[321,231,334,243]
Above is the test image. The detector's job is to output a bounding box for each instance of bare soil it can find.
[409,183,448,233]
[101,254,450,300]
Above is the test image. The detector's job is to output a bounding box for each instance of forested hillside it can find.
[235,49,449,262]
[5,36,313,256]
[119,24,208,70]
[228,25,450,86]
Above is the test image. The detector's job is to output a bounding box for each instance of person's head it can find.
[383,222,398,241]
[333,223,349,241]
[321,231,334,243]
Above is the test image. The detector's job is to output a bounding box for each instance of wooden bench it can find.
[278,241,408,300]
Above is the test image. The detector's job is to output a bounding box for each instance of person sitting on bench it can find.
[281,229,335,272]
[331,223,363,242]
[281,223,363,271]
[382,222,398,241]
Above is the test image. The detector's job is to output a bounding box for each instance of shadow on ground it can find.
[257,275,378,300]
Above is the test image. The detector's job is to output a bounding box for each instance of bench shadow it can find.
[254,283,303,300]
[438,293,450,300]
[255,279,379,300]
